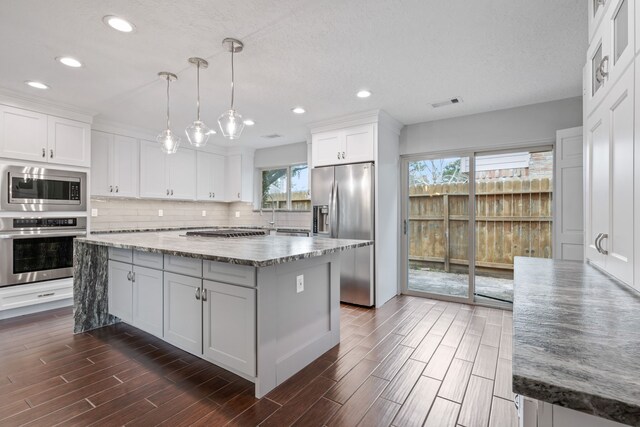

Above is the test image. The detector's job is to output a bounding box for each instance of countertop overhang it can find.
[513,257,640,426]
[75,231,372,267]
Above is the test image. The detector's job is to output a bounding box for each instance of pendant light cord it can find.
[230,42,235,110]
[166,76,171,130]
[196,63,201,121]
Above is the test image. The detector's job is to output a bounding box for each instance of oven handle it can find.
[0,231,87,239]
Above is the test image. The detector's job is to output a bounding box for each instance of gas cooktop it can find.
[184,229,267,238]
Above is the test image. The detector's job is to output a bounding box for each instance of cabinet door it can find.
[167,148,196,200]
[0,105,48,162]
[604,66,634,284]
[589,0,609,45]
[312,130,342,167]
[132,266,163,337]
[586,17,611,117]
[585,103,609,268]
[90,131,113,197]
[163,272,202,355]
[607,0,634,86]
[196,152,213,201]
[113,135,139,198]
[203,280,256,376]
[139,139,168,199]
[47,116,91,167]
[226,154,242,201]
[108,261,133,322]
[211,153,226,201]
[343,124,375,163]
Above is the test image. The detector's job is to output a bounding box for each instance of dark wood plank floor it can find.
[0,296,516,426]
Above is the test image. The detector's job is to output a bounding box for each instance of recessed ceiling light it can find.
[357,90,372,98]
[291,107,306,114]
[56,56,83,68]
[103,15,135,33]
[243,119,255,126]
[25,81,49,90]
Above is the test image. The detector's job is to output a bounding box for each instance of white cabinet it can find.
[47,116,91,167]
[589,0,609,45]
[197,152,226,201]
[311,123,375,167]
[108,260,133,323]
[585,63,635,285]
[91,131,139,197]
[203,280,256,376]
[131,266,163,337]
[225,152,253,202]
[0,105,90,166]
[163,272,202,355]
[139,140,196,200]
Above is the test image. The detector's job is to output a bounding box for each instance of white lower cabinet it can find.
[203,280,256,376]
[108,260,134,323]
[163,272,203,355]
[132,266,163,337]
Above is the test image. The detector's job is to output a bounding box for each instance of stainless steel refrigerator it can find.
[311,162,374,306]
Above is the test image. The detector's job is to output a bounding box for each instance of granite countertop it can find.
[92,226,311,234]
[513,257,640,426]
[76,230,370,267]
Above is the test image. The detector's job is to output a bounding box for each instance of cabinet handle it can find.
[209,192,212,198]
[131,272,135,283]
[212,192,215,198]
[195,288,201,301]
[37,292,55,298]
[597,233,609,255]
[596,0,605,5]
[202,289,207,302]
[50,149,54,158]
[42,148,46,158]
[115,186,119,193]
[596,56,609,83]
[109,186,113,193]
[166,189,170,196]
[127,271,132,281]
[342,152,345,159]
[237,192,240,199]
[337,152,340,159]
[171,189,174,196]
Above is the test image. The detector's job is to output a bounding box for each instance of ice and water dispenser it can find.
[313,205,330,235]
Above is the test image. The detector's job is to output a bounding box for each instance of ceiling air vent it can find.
[261,134,282,139]
[431,97,463,108]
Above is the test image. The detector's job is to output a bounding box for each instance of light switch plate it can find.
[158,209,164,217]
[202,210,206,217]
[91,208,98,217]
[296,275,304,293]
[235,211,240,218]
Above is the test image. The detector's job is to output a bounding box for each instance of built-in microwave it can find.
[0,164,86,212]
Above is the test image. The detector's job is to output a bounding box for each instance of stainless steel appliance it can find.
[0,164,86,212]
[312,163,374,306]
[0,216,86,287]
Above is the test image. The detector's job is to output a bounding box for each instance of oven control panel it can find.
[13,218,78,228]
[70,182,81,201]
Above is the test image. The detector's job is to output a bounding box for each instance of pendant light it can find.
[185,57,214,147]
[218,38,245,140]
[157,71,180,154]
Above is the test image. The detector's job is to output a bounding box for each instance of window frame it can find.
[257,163,310,211]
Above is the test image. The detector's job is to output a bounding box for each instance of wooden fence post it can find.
[444,194,450,272]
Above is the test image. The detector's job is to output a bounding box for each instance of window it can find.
[260,164,310,211]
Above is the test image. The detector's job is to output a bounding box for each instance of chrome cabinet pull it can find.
[109,185,113,193]
[127,271,132,281]
[596,56,609,83]
[42,148,46,158]
[237,192,240,199]
[195,288,201,300]
[598,233,609,255]
[166,189,170,196]
[202,289,207,302]
[170,189,174,196]
[342,152,345,159]
[337,152,340,159]
[212,192,215,198]
[595,233,603,254]
[131,272,135,283]
[50,149,54,158]
[37,292,55,298]
[115,186,119,193]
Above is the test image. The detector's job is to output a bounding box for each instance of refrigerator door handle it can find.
[334,183,339,237]
[329,182,336,238]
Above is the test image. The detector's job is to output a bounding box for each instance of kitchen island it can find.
[513,257,640,427]
[73,230,372,397]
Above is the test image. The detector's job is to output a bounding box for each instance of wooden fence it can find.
[409,178,552,274]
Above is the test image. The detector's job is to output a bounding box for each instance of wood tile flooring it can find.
[0,296,517,426]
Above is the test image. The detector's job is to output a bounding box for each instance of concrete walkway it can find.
[408,269,514,302]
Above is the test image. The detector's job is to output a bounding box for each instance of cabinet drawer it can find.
[133,250,163,270]
[203,260,256,287]
[108,247,133,263]
[0,281,73,311]
[164,255,202,277]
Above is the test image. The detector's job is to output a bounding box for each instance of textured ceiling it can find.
[0,0,586,148]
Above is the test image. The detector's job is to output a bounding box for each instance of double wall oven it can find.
[0,164,87,288]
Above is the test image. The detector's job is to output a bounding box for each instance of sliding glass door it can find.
[401,147,554,307]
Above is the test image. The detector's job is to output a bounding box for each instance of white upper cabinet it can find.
[139,139,168,199]
[312,123,375,167]
[47,116,91,167]
[197,152,226,201]
[589,0,609,44]
[225,152,253,202]
[0,105,48,162]
[167,148,197,200]
[91,131,138,197]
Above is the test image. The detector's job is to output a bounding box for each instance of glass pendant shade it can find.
[217,109,245,140]
[157,129,180,154]
[186,120,211,147]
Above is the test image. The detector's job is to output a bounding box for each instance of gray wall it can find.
[254,141,307,169]
[400,97,582,156]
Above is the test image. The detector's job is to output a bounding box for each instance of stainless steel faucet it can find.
[261,194,277,230]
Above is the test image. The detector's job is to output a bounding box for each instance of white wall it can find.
[254,141,307,168]
[400,97,582,155]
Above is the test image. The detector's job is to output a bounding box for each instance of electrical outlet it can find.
[202,210,207,217]
[91,208,98,217]
[296,275,304,293]
[158,209,164,217]
[235,211,240,218]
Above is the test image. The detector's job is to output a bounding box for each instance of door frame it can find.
[400,144,554,307]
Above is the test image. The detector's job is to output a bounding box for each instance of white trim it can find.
[309,109,403,135]
[0,90,94,124]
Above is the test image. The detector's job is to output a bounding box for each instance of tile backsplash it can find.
[90,198,311,232]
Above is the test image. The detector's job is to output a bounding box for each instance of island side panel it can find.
[73,241,117,333]
[255,252,341,398]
